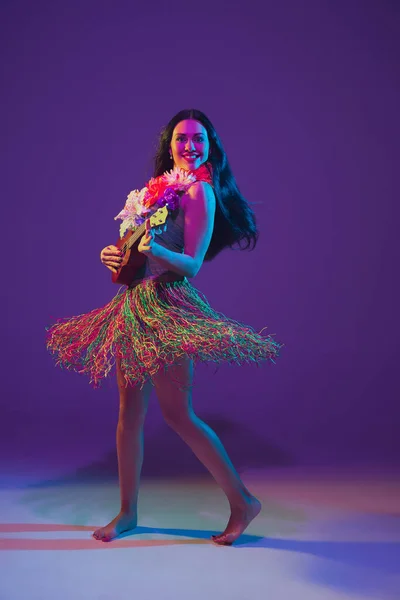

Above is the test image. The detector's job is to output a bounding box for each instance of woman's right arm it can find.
[100,245,123,273]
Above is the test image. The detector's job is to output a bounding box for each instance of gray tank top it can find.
[129,202,186,287]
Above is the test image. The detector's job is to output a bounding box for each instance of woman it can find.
[46,109,282,545]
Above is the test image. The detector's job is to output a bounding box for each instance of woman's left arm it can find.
[148,181,216,278]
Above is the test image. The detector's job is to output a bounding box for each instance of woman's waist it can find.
[129,272,187,289]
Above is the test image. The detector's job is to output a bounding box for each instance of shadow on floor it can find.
[23,414,294,487]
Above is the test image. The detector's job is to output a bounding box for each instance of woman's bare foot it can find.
[92,511,137,542]
[211,495,262,546]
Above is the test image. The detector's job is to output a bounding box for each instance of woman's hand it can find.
[100,245,123,273]
[138,219,156,256]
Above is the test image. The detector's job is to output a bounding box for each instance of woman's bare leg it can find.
[152,357,261,545]
[93,360,152,542]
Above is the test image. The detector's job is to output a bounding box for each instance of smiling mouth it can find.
[183,154,199,159]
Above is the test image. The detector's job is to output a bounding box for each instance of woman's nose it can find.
[185,139,195,151]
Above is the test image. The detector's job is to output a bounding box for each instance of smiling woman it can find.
[170,119,210,170]
[46,108,283,547]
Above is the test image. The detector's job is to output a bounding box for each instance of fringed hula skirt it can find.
[46,278,283,389]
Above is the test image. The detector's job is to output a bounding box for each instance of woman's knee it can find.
[159,393,196,430]
[163,410,195,432]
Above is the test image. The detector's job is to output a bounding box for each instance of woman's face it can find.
[170,119,210,171]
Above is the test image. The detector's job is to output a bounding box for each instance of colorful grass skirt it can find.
[46,278,282,389]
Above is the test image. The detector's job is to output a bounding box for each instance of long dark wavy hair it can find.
[153,109,259,261]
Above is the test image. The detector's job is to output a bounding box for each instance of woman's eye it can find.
[176,136,205,142]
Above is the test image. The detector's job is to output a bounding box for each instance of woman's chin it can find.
[175,158,205,171]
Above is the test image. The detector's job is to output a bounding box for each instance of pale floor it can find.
[1,467,399,600]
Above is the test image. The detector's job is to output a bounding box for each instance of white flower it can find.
[126,188,141,206]
[163,166,196,190]
[115,186,148,221]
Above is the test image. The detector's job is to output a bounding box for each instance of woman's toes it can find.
[92,528,104,540]
[211,534,233,546]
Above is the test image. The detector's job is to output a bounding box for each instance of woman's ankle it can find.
[120,506,137,516]
[228,489,256,509]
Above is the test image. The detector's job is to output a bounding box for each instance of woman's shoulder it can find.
[181,181,215,212]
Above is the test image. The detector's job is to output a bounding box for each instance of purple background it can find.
[1,0,399,481]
